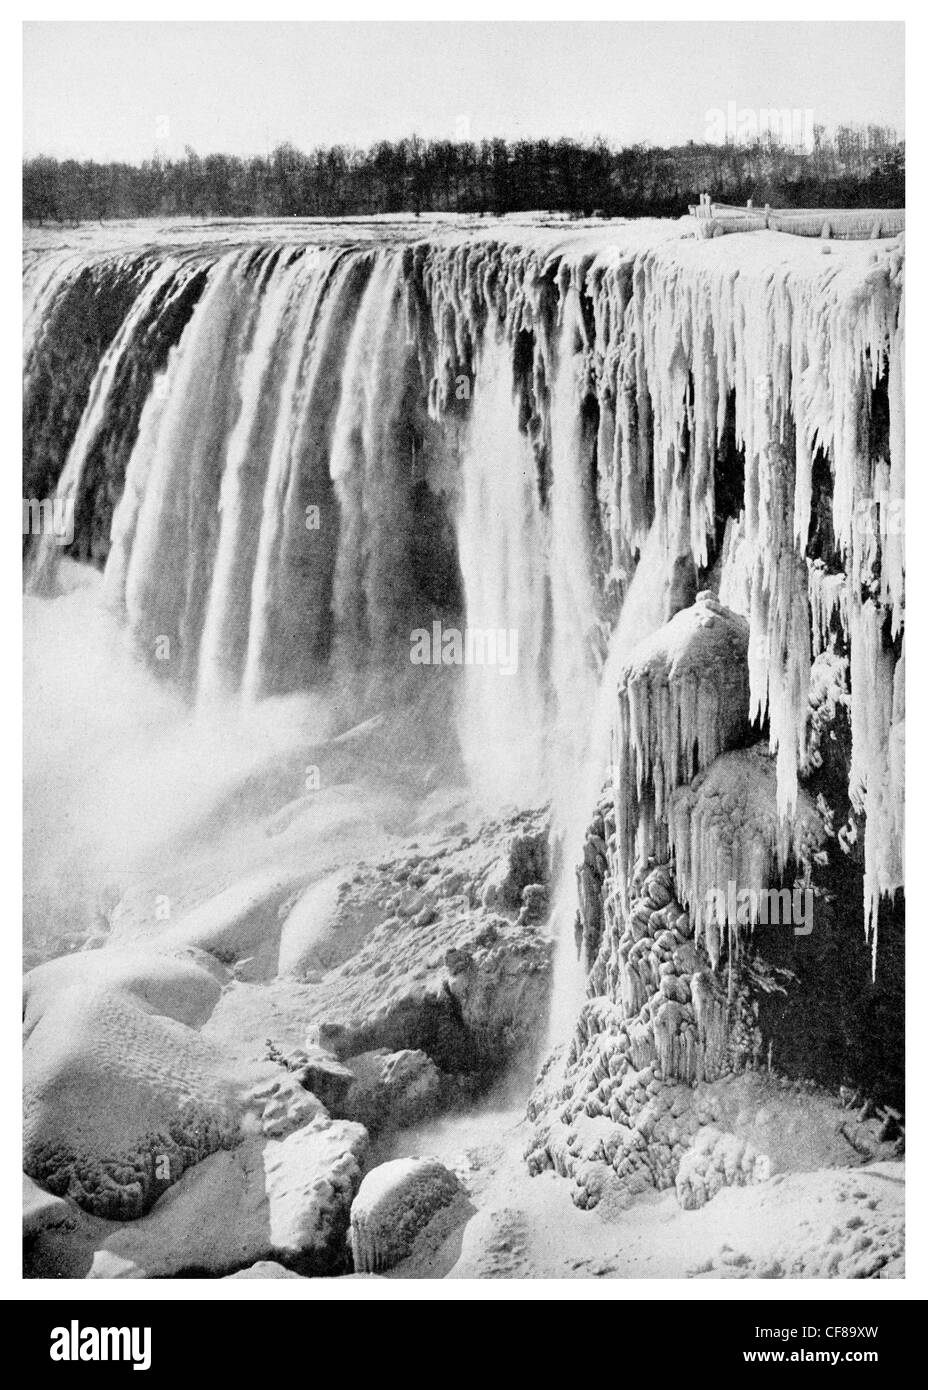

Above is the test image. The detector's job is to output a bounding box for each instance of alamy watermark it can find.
[853,493,904,539]
[23,496,74,545]
[705,103,815,152]
[410,621,518,675]
[703,880,813,936]
[50,1321,151,1370]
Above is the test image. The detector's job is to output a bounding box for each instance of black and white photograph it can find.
[16,10,915,1319]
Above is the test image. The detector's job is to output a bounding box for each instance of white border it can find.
[7,3,920,1302]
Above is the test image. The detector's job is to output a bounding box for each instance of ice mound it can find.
[23,948,240,1218]
[349,1157,465,1274]
[613,593,751,881]
[669,746,824,951]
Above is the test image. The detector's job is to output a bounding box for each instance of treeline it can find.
[23,126,904,224]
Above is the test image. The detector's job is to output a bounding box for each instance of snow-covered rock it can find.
[205,810,553,1080]
[289,1045,355,1112]
[253,1072,327,1140]
[24,806,552,1248]
[84,1117,368,1278]
[23,948,240,1218]
[343,1049,441,1131]
[23,1174,76,1239]
[25,1114,369,1279]
[675,1126,770,1210]
[481,829,549,911]
[349,1157,465,1274]
[224,1262,306,1279]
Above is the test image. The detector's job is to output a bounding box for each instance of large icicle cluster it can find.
[669,747,824,959]
[807,559,849,658]
[527,852,768,1209]
[612,592,751,887]
[405,227,904,944]
[848,608,905,963]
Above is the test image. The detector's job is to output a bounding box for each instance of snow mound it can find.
[349,1157,465,1274]
[675,1126,770,1210]
[23,948,240,1218]
[25,1117,367,1278]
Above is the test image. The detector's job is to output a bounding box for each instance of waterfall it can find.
[30,238,613,767]
[241,250,364,702]
[454,327,549,805]
[22,222,904,991]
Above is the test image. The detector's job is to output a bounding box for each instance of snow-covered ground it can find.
[370,1098,904,1281]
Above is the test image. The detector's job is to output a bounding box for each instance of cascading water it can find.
[23,218,904,1036]
[544,519,675,1049]
[22,236,608,1026]
[454,327,550,806]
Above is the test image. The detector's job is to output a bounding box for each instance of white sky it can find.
[23,21,904,162]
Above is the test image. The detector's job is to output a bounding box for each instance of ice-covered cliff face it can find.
[23,218,904,960]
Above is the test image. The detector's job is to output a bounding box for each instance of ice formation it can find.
[611,592,751,888]
[669,747,823,954]
[348,1156,463,1274]
[421,229,899,936]
[24,217,904,956]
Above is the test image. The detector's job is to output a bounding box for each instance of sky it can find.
[23,21,905,163]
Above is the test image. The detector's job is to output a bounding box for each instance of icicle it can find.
[612,593,751,884]
[884,275,905,638]
[669,747,823,955]
[808,561,848,656]
[717,514,751,618]
[848,600,904,967]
